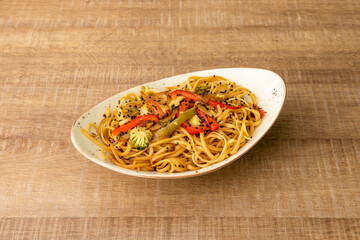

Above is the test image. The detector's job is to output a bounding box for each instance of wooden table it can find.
[1,0,359,239]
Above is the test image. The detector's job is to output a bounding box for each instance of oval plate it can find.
[71,68,286,179]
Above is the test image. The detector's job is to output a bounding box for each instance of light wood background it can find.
[1,0,359,239]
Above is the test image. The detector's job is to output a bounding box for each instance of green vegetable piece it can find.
[129,127,153,150]
[195,85,209,96]
[188,115,201,127]
[155,107,196,139]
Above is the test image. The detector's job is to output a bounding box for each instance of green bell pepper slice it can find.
[155,107,196,139]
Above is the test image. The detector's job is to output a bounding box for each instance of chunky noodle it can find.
[81,75,264,173]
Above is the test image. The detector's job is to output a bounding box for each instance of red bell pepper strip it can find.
[147,100,168,119]
[206,99,245,110]
[112,115,159,136]
[259,109,265,117]
[181,121,208,134]
[253,104,265,117]
[170,90,202,101]
[196,109,219,131]
[176,99,191,117]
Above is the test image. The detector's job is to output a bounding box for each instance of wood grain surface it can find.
[1,0,359,239]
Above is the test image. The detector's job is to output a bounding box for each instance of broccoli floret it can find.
[129,127,153,150]
[188,115,202,127]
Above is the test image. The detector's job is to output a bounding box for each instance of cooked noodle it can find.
[81,75,264,173]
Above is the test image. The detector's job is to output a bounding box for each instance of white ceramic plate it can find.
[71,68,286,179]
